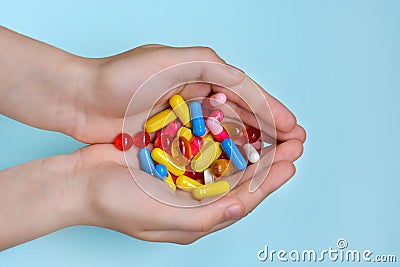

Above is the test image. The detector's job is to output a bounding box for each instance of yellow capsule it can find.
[151,148,185,176]
[176,175,202,192]
[178,127,193,141]
[164,172,176,191]
[191,138,222,172]
[203,133,215,141]
[169,94,192,128]
[192,180,230,200]
[144,109,177,133]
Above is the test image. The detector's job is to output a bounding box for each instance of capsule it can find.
[155,164,168,180]
[151,148,185,176]
[209,109,224,122]
[243,143,260,163]
[222,122,245,140]
[171,136,191,166]
[245,125,261,144]
[192,180,230,200]
[203,168,214,184]
[169,94,192,127]
[164,172,176,191]
[221,138,247,171]
[190,137,203,157]
[138,148,157,176]
[191,138,222,172]
[176,175,203,192]
[184,167,204,184]
[210,159,235,178]
[203,93,227,109]
[162,120,181,137]
[189,101,206,137]
[177,127,193,141]
[144,109,177,133]
[206,118,230,142]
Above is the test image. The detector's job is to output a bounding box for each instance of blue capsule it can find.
[139,148,167,180]
[155,164,168,180]
[189,101,206,137]
[221,138,247,171]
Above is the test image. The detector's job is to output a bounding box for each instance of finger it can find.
[230,161,296,215]
[277,124,306,143]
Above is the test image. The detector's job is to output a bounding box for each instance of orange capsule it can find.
[171,137,190,166]
[210,159,235,178]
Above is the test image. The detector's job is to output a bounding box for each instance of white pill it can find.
[204,168,214,184]
[243,144,260,163]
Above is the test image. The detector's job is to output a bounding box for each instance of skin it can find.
[0,26,306,250]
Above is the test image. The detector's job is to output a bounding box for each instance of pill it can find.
[189,137,203,157]
[203,93,227,109]
[169,94,192,127]
[138,148,157,176]
[221,138,247,171]
[243,144,260,163]
[184,166,204,183]
[177,126,193,141]
[162,120,181,137]
[191,138,222,172]
[171,136,190,166]
[209,109,224,122]
[176,175,203,192]
[222,122,245,140]
[203,168,214,184]
[151,148,185,176]
[210,159,235,178]
[155,164,168,180]
[192,180,230,200]
[245,125,261,144]
[154,134,173,153]
[189,101,206,137]
[114,133,133,151]
[144,108,177,133]
[164,172,176,191]
[206,118,230,142]
[132,131,150,148]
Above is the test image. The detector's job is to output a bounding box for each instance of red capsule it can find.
[209,109,224,122]
[178,137,192,159]
[114,133,133,151]
[132,131,150,148]
[190,137,203,157]
[245,125,261,143]
[162,121,181,137]
[154,134,173,153]
[184,166,204,184]
[153,129,162,141]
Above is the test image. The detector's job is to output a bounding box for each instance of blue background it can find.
[0,0,399,266]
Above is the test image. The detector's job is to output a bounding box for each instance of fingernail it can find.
[224,205,244,221]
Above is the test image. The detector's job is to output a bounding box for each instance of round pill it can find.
[114,133,133,151]
[155,164,168,179]
[245,125,261,144]
[132,131,150,148]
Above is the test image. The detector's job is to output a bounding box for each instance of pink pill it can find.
[162,121,181,137]
[206,118,229,142]
[209,109,224,122]
[209,93,227,107]
[190,137,203,157]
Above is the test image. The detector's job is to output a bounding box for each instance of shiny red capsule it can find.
[132,131,150,148]
[245,125,261,144]
[114,133,133,151]
[178,137,192,159]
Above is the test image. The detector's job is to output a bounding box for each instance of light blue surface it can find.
[0,0,399,266]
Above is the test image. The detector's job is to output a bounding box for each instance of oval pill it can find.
[155,164,168,180]
[191,138,222,172]
[192,180,230,200]
[203,168,214,184]
[151,148,185,176]
[210,159,235,178]
[189,101,206,137]
[144,109,177,133]
[243,143,260,163]
[176,175,203,192]
[169,94,192,127]
[221,138,247,171]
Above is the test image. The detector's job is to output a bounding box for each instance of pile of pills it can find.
[114,93,261,200]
